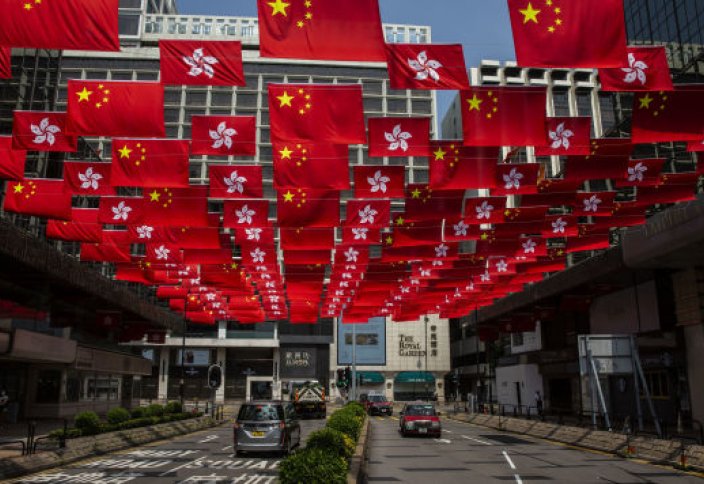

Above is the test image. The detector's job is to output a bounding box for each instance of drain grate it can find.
[480,434,532,445]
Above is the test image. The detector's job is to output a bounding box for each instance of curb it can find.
[347,417,371,484]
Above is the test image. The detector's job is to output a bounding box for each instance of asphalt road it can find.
[11,418,327,484]
[367,414,704,483]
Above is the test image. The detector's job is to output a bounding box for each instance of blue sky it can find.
[176,0,516,118]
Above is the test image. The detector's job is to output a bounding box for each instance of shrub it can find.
[345,401,366,418]
[107,407,131,425]
[279,448,347,484]
[327,409,363,442]
[164,401,183,414]
[306,428,355,459]
[130,407,145,419]
[48,428,82,440]
[145,403,164,417]
[74,411,101,435]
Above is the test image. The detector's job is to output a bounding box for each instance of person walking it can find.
[535,390,544,417]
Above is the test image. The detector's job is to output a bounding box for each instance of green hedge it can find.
[107,407,131,425]
[306,427,355,459]
[279,448,348,484]
[327,408,364,441]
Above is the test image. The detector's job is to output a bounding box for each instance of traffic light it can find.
[208,364,222,389]
[345,366,352,387]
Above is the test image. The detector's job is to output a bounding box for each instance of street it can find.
[367,415,704,483]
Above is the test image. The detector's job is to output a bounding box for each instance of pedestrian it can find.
[535,390,543,417]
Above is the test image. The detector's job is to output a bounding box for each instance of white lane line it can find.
[443,429,453,433]
[221,445,232,451]
[513,474,524,484]
[462,435,493,446]
[503,450,517,470]
[434,438,452,444]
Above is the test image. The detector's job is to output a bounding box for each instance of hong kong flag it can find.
[572,192,617,217]
[631,87,704,143]
[0,48,10,79]
[534,117,592,156]
[268,84,365,144]
[63,162,114,196]
[461,87,547,147]
[273,143,350,190]
[209,165,263,199]
[493,164,540,195]
[46,208,102,243]
[0,136,26,180]
[354,166,405,199]
[507,0,627,68]
[191,116,256,156]
[0,0,119,52]
[3,179,72,220]
[98,197,144,225]
[159,40,244,86]
[223,200,269,228]
[368,117,430,158]
[146,243,183,264]
[345,200,391,228]
[616,158,665,187]
[429,142,499,190]
[385,43,470,90]
[277,189,339,228]
[600,47,674,92]
[66,80,165,138]
[465,197,507,225]
[111,139,189,188]
[342,226,381,246]
[12,111,77,152]
[257,0,384,61]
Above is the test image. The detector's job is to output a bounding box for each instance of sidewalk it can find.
[0,419,64,458]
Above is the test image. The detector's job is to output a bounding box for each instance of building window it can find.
[86,376,121,401]
[35,370,62,403]
[643,371,669,399]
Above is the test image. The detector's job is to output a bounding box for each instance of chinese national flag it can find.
[507,0,627,68]
[142,187,210,228]
[273,143,349,190]
[280,228,335,250]
[385,43,470,90]
[208,165,263,199]
[277,189,339,228]
[429,142,498,190]
[368,117,430,157]
[111,139,189,188]
[405,185,464,222]
[98,197,144,225]
[223,200,270,228]
[12,111,77,152]
[354,166,405,199]
[159,40,244,86]
[63,161,115,196]
[3,179,72,220]
[534,117,592,156]
[0,0,119,52]
[80,242,131,264]
[0,48,10,79]
[631,87,704,143]
[392,221,443,247]
[257,0,384,61]
[600,47,673,92]
[345,200,390,228]
[268,84,365,144]
[46,208,102,243]
[0,136,26,180]
[191,116,256,156]
[66,80,165,138]
[461,87,547,147]
[284,250,331,266]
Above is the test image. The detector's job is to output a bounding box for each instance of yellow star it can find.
[639,94,654,109]
[283,191,295,203]
[467,94,483,112]
[385,236,394,245]
[433,147,447,161]
[296,20,304,28]
[149,190,161,202]
[279,146,293,160]
[277,91,294,108]
[267,0,290,16]
[304,0,312,6]
[547,26,555,33]
[411,188,422,199]
[305,12,312,20]
[480,232,489,241]
[13,183,24,194]
[76,87,93,102]
[118,145,132,159]
[520,2,541,24]
[395,216,405,226]
[24,3,32,10]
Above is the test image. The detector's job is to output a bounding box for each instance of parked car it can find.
[233,401,301,456]
[364,393,393,416]
[399,402,441,438]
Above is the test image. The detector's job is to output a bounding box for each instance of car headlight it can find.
[405,421,415,429]
[431,421,441,428]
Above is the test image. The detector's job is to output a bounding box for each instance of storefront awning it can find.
[358,371,385,384]
[394,371,435,384]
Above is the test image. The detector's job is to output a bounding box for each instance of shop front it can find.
[393,371,437,401]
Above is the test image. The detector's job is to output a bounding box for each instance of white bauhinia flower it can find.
[496,259,508,273]
[211,122,237,150]
[344,247,359,263]
[30,117,61,146]
[503,167,524,190]
[368,170,391,194]
[112,201,132,221]
[155,245,170,261]
[183,48,219,79]
[467,282,475,292]
[454,289,462,299]
[78,167,103,190]
[435,243,449,258]
[136,225,154,240]
[384,124,412,152]
[245,227,262,241]
[522,238,537,254]
[622,52,648,85]
[359,204,378,224]
[236,204,255,224]
[400,286,410,294]
[352,228,368,240]
[420,269,431,277]
[205,293,216,301]
[548,122,574,150]
[223,170,247,194]
[583,194,602,213]
[480,270,491,282]
[407,50,442,82]
[250,247,265,264]
[476,200,494,220]
[627,162,648,182]
[552,217,568,234]
[453,220,469,237]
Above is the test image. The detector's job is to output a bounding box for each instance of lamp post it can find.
[179,304,187,406]
[424,316,429,400]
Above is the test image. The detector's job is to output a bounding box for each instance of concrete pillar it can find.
[215,347,226,404]
[158,347,169,401]
[272,347,281,400]
[218,321,227,339]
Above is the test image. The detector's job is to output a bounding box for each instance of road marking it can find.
[443,429,453,433]
[462,435,493,446]
[221,445,232,451]
[503,450,517,470]
[390,416,399,421]
[434,438,452,444]
[198,434,219,444]
[513,474,524,484]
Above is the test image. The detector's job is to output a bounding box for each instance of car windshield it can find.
[368,395,386,402]
[238,404,283,421]
[405,405,436,416]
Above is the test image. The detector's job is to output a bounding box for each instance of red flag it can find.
[46,208,102,243]
[3,179,71,220]
[0,136,26,180]
[392,221,443,247]
[277,189,339,228]
[507,0,627,68]
[142,187,209,228]
[443,218,480,242]
[257,0,384,61]
[159,40,244,86]
[0,0,119,52]
[98,197,144,225]
[146,243,183,264]
[429,142,498,190]
[268,84,365,144]
[572,192,616,217]
[465,197,507,225]
[461,87,547,147]
[80,242,131,263]
[368,117,430,157]
[66,80,164,138]
[493,163,540,195]
[342,226,381,246]
[208,165,263,199]
[62,162,114,196]
[191,116,256,156]
[385,43,469,90]
[687,140,704,153]
[280,228,335,250]
[566,233,611,253]
[542,215,579,238]
[405,185,464,222]
[284,250,331,265]
[111,139,189,188]
[600,47,673,92]
[0,48,10,79]
[223,200,270,228]
[273,143,350,190]
[354,166,405,199]
[345,200,390,228]
[534,117,592,156]
[616,159,665,187]
[631,87,704,143]
[12,111,77,152]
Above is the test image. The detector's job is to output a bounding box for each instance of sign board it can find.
[280,348,317,379]
[338,317,386,366]
[578,335,634,375]
[175,349,211,367]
